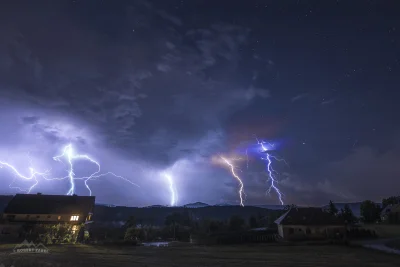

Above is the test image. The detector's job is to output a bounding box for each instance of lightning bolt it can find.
[53,144,140,195]
[0,160,50,193]
[163,173,177,206]
[256,139,286,205]
[220,156,245,207]
[1,144,139,196]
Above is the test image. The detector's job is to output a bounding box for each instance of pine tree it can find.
[339,204,356,224]
[327,200,338,216]
[360,200,381,223]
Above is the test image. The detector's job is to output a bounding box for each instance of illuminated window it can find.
[72,225,78,234]
[70,215,79,221]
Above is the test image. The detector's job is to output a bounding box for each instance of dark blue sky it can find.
[0,0,398,206]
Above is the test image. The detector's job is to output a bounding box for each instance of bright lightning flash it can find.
[220,156,245,207]
[0,160,50,193]
[257,140,286,205]
[1,144,139,195]
[163,173,178,206]
[53,144,140,195]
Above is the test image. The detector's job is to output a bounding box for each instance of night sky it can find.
[0,0,398,207]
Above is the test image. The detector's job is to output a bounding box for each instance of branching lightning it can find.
[163,173,178,206]
[256,139,287,205]
[220,156,245,207]
[0,161,50,193]
[1,144,140,195]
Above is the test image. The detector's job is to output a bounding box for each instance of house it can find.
[0,195,14,222]
[275,207,346,241]
[1,193,95,241]
[3,193,95,224]
[0,195,14,213]
[381,204,400,223]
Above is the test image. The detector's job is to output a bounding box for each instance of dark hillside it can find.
[92,205,282,226]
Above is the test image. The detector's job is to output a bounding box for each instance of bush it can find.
[28,223,81,244]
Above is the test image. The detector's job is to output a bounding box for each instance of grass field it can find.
[0,243,399,267]
[386,239,400,250]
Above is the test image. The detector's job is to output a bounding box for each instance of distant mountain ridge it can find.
[0,195,376,220]
[254,204,286,210]
[184,202,209,208]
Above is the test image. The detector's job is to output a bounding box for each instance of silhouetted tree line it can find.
[115,207,284,244]
[326,200,357,224]
[358,196,400,224]
[282,196,400,226]
[90,196,400,245]
[325,195,400,225]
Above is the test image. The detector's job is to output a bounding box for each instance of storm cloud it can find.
[0,0,398,207]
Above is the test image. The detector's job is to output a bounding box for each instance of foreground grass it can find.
[0,243,399,267]
[386,239,400,250]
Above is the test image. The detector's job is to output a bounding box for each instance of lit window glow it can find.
[70,215,79,221]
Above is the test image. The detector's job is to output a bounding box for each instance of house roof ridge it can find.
[275,206,344,226]
[4,194,96,215]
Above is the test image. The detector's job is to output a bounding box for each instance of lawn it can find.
[0,243,399,267]
[386,239,400,250]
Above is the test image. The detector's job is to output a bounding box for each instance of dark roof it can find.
[0,195,14,212]
[275,207,344,226]
[4,194,95,215]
